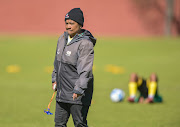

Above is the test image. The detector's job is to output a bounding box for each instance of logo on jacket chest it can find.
[65,51,71,56]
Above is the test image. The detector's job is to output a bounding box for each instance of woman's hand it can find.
[52,82,57,91]
[72,93,81,100]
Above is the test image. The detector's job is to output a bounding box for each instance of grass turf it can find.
[0,35,180,127]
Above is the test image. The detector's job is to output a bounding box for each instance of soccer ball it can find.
[110,88,125,102]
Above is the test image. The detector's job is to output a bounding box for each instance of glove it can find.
[52,82,57,91]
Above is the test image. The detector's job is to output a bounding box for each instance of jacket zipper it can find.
[58,36,68,101]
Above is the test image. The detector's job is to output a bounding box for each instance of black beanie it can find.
[65,8,84,27]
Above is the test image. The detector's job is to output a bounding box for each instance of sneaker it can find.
[128,97,135,102]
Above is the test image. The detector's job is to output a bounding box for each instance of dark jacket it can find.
[52,29,96,106]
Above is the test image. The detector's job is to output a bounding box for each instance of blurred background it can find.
[0,0,180,36]
[0,0,180,127]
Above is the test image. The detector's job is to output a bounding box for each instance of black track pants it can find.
[54,101,89,127]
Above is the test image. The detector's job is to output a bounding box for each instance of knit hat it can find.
[65,8,84,27]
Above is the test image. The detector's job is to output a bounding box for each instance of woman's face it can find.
[65,19,81,38]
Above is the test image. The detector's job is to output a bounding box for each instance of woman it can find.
[51,8,96,127]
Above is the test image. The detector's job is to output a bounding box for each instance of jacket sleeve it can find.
[73,40,94,94]
[51,42,59,83]
[52,58,57,83]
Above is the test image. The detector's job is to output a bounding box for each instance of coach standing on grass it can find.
[51,8,96,127]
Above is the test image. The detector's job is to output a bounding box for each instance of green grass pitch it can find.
[0,35,180,127]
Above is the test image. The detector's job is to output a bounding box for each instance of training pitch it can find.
[0,35,180,127]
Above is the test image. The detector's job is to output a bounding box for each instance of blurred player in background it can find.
[128,73,163,103]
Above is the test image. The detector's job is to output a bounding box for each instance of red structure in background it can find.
[0,0,179,36]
